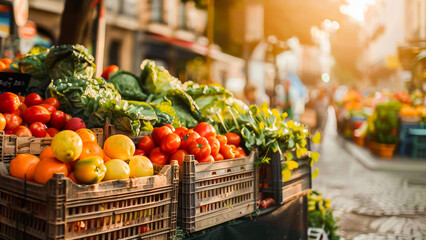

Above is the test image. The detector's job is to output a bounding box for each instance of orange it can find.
[103,135,135,160]
[0,113,5,131]
[39,146,55,160]
[9,154,40,181]
[79,142,103,159]
[76,128,97,143]
[103,151,111,163]
[33,157,69,184]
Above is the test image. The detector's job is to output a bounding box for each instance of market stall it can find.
[0,45,319,239]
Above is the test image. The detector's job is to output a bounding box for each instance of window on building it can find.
[151,0,164,23]
[108,40,121,66]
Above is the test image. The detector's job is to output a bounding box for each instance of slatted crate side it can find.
[179,152,258,233]
[0,162,179,240]
[102,121,151,145]
[259,150,312,205]
[0,128,103,163]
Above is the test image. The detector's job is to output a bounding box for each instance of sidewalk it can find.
[340,137,426,173]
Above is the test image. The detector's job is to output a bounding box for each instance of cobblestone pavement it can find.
[312,109,426,239]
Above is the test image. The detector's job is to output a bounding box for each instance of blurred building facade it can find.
[27,0,245,86]
[361,0,426,90]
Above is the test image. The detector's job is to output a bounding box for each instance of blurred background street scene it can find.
[0,0,425,239]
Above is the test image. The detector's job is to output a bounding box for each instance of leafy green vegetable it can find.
[371,100,402,144]
[46,44,96,81]
[163,89,201,128]
[109,70,147,101]
[139,60,183,98]
[150,101,180,128]
[49,77,88,117]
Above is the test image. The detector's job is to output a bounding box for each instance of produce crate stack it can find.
[178,151,258,232]
[259,148,312,205]
[0,161,179,240]
[0,129,104,164]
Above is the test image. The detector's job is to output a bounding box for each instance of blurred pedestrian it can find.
[244,83,257,106]
[315,87,330,137]
[300,90,317,132]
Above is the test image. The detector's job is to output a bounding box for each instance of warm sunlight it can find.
[340,0,377,23]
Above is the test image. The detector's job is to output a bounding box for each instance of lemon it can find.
[103,135,135,160]
[51,130,83,162]
[128,156,154,178]
[103,159,130,181]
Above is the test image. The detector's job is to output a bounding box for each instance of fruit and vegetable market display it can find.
[0,45,319,239]
[338,88,426,159]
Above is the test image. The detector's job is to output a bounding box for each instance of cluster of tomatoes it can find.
[0,92,85,138]
[135,122,247,166]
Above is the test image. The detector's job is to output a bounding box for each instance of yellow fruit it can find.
[103,159,130,181]
[128,156,154,178]
[51,130,83,163]
[103,135,135,160]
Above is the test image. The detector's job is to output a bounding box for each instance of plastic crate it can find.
[399,123,425,156]
[0,129,103,164]
[178,152,258,233]
[0,158,179,240]
[408,128,426,159]
[259,150,312,205]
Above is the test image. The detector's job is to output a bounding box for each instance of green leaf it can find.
[284,152,293,161]
[288,139,295,148]
[311,152,320,162]
[313,132,321,144]
[312,168,319,179]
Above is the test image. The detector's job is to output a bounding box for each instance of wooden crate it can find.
[0,129,103,164]
[0,160,179,240]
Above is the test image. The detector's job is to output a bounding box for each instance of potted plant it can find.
[371,100,402,158]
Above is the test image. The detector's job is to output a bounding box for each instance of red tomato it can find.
[164,124,175,132]
[5,126,18,134]
[14,126,33,137]
[152,126,173,145]
[47,128,60,137]
[43,98,60,109]
[220,145,235,159]
[194,122,216,138]
[137,136,156,155]
[19,102,28,112]
[225,133,241,147]
[134,149,146,156]
[29,122,47,137]
[0,92,20,113]
[13,108,22,117]
[17,94,25,104]
[24,93,43,107]
[170,149,189,166]
[199,155,214,163]
[207,136,220,155]
[189,137,211,160]
[174,127,188,139]
[181,131,200,151]
[160,133,181,153]
[235,147,247,158]
[212,153,224,161]
[22,106,51,124]
[4,113,22,130]
[65,114,72,122]
[49,110,66,130]
[101,65,119,80]
[216,134,227,146]
[38,103,56,113]
[149,147,169,165]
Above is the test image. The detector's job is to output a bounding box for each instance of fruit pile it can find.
[9,129,154,185]
[135,122,247,166]
[0,92,86,137]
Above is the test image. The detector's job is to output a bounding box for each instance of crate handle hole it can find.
[240,167,245,170]
[212,171,216,175]
[227,169,231,173]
